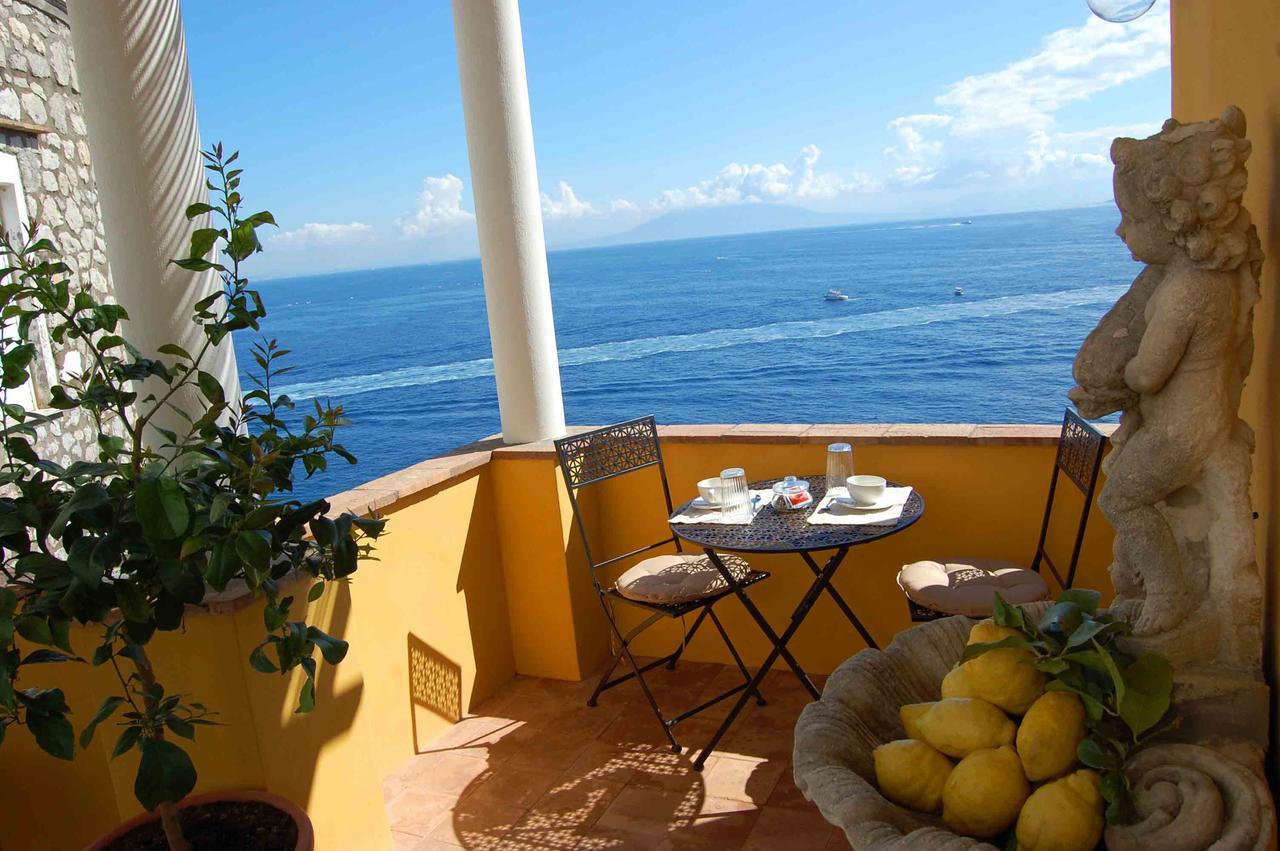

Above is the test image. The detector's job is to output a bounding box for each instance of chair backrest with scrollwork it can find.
[554,416,681,587]
[1031,408,1107,589]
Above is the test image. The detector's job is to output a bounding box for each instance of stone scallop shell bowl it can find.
[792,611,1275,851]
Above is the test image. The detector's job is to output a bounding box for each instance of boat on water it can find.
[959,219,973,225]
[824,289,850,301]
[954,286,965,296]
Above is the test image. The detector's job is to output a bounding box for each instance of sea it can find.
[234,205,1134,500]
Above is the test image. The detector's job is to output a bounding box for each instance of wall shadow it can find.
[408,633,463,752]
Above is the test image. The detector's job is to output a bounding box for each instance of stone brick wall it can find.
[0,0,116,466]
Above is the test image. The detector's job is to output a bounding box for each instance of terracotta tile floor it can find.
[383,659,847,850]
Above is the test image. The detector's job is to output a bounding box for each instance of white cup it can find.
[846,474,887,506]
[697,477,725,505]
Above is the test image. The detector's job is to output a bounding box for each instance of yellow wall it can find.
[0,467,515,851]
[1171,0,1280,780]
[0,433,1111,848]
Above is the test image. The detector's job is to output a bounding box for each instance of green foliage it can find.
[968,589,1175,825]
[0,144,385,822]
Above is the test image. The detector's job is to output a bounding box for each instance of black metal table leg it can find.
[703,549,817,695]
[693,546,849,770]
[799,551,879,650]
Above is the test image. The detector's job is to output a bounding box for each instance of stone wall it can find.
[0,0,115,466]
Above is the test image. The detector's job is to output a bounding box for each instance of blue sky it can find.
[182,0,1170,277]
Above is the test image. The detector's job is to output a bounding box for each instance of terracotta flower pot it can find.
[86,789,313,851]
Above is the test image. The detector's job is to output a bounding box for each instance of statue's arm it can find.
[1123,290,1196,396]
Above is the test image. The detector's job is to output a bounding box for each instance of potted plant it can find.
[0,145,385,850]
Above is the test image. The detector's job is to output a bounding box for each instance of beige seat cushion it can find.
[616,552,752,605]
[896,557,1050,617]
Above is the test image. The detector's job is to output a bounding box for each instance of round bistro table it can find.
[669,475,925,769]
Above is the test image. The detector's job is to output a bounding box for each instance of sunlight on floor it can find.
[382,660,844,849]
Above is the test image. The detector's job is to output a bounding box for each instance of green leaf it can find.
[113,580,150,624]
[1057,588,1101,614]
[80,695,127,748]
[235,530,271,576]
[1118,654,1173,737]
[249,643,278,673]
[20,649,81,665]
[195,370,225,406]
[1038,601,1084,643]
[156,343,193,360]
[264,601,287,632]
[165,717,195,740]
[243,210,276,228]
[1093,640,1126,706]
[307,626,348,665]
[134,739,197,811]
[111,725,141,758]
[171,257,215,272]
[1047,679,1106,722]
[1100,769,1128,803]
[296,658,317,714]
[184,202,216,219]
[959,634,1035,663]
[307,581,325,603]
[136,476,190,541]
[991,593,1025,631]
[27,709,75,760]
[1066,617,1122,649]
[50,482,111,536]
[1076,737,1118,770]
[188,227,220,260]
[49,618,72,654]
[15,616,53,647]
[1034,657,1070,674]
[209,493,233,524]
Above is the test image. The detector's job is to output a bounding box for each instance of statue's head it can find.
[1111,105,1261,274]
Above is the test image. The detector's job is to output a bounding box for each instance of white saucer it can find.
[689,497,724,510]
[833,495,897,511]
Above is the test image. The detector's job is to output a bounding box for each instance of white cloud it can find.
[396,174,475,237]
[648,145,879,212]
[892,165,939,187]
[541,181,598,219]
[883,2,1169,184]
[937,3,1169,135]
[1014,122,1160,176]
[268,221,374,249]
[885,114,952,159]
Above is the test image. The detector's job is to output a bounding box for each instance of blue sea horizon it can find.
[236,205,1132,500]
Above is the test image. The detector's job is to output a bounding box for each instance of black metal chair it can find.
[555,416,770,753]
[897,408,1107,621]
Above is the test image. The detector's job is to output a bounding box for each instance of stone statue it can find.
[1070,107,1264,666]
[793,110,1275,849]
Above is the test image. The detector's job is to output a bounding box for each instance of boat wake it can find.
[278,285,1124,400]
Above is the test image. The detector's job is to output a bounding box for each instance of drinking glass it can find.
[825,443,854,499]
[719,467,751,522]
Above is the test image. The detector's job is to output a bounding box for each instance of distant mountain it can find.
[601,204,858,246]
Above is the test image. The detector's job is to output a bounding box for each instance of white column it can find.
[68,0,240,438]
[452,0,566,444]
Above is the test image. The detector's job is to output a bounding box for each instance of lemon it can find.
[900,702,934,740]
[1015,769,1104,851]
[914,697,1016,758]
[873,739,954,813]
[941,665,976,700]
[968,618,1022,645]
[943,745,1029,838]
[957,647,1046,715]
[1017,690,1086,781]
